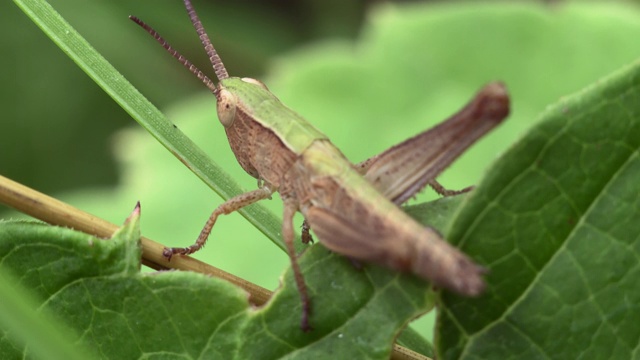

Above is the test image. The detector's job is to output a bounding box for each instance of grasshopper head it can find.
[215,77,270,128]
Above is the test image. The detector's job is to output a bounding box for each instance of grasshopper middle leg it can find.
[283,198,312,332]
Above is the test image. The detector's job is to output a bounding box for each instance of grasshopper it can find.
[131,0,509,331]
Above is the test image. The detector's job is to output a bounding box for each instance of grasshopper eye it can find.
[216,88,237,127]
[241,77,269,91]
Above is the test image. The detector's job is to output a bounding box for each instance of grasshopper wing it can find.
[296,142,485,296]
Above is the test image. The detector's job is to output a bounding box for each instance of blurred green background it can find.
[2,0,371,195]
[4,0,640,341]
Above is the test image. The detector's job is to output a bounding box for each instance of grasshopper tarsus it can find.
[161,214,219,261]
[301,316,313,333]
[162,247,174,261]
[162,245,201,261]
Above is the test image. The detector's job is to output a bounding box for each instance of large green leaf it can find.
[0,207,145,359]
[438,59,640,359]
[0,216,435,359]
[0,263,92,360]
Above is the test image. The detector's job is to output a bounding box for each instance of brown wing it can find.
[304,203,485,297]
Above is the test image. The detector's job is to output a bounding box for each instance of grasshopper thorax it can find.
[240,77,269,91]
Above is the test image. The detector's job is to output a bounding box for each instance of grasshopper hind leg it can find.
[428,179,474,197]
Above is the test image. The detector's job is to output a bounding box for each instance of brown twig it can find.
[0,174,271,305]
[0,174,430,360]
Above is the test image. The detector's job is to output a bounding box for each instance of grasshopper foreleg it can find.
[163,186,274,260]
[283,198,312,332]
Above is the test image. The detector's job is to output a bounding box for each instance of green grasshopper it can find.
[131,0,509,331]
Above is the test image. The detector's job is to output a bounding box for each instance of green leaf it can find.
[438,58,640,359]
[395,325,435,358]
[0,204,144,359]
[0,217,436,359]
[405,195,468,234]
[0,265,93,360]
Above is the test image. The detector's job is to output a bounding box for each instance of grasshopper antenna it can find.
[129,16,218,94]
[183,0,229,81]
